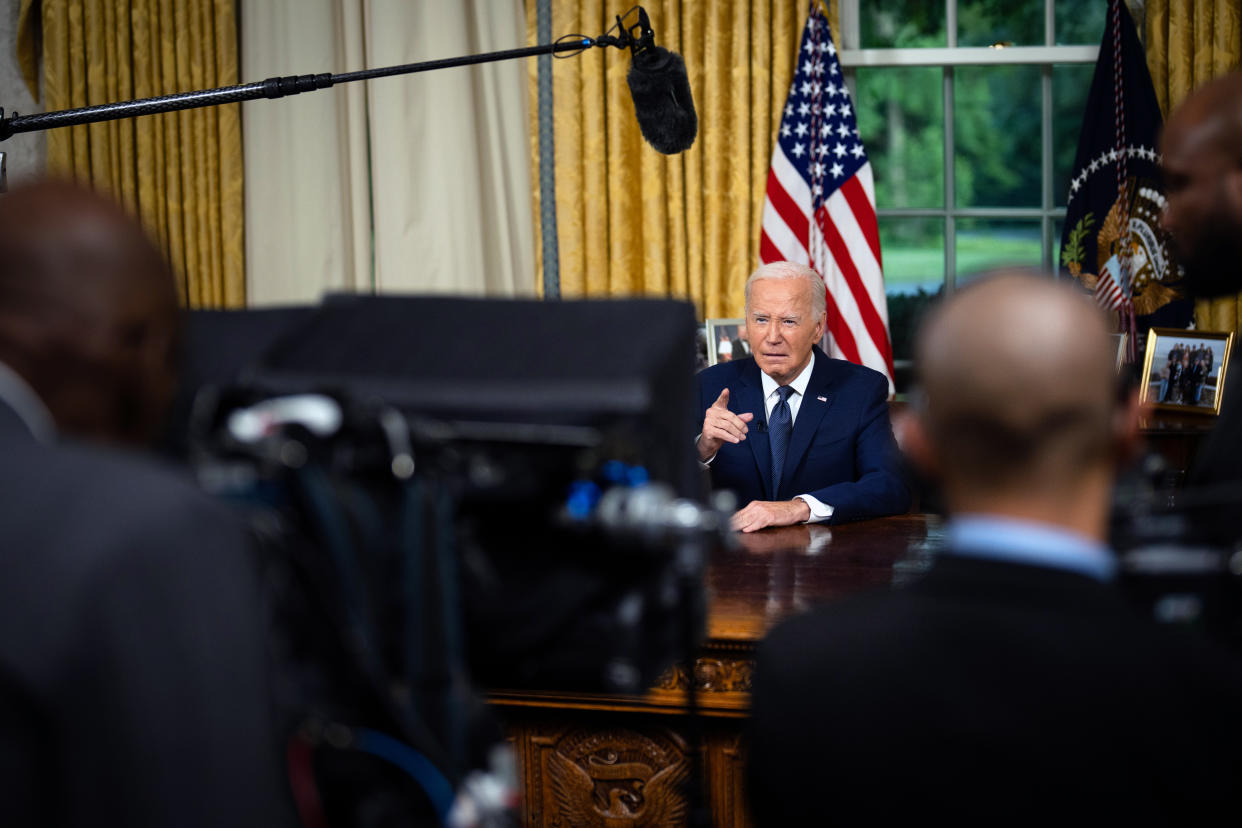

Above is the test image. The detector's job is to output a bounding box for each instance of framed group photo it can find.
[705,318,749,366]
[1139,328,1234,415]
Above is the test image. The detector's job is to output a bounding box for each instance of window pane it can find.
[1053,63,1094,207]
[1055,0,1108,45]
[857,67,944,208]
[887,288,941,366]
[957,0,1042,47]
[956,218,1042,279]
[881,217,944,363]
[953,65,1041,207]
[860,0,946,48]
[882,217,945,294]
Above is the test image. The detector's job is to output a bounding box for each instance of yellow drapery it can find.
[1145,0,1242,332]
[16,0,245,309]
[527,1,835,319]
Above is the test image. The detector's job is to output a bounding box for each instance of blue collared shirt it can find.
[945,514,1117,583]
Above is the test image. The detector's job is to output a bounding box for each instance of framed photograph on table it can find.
[1139,328,1234,415]
[705,318,748,366]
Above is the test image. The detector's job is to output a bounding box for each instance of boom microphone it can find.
[627,45,698,155]
[0,9,700,160]
[595,7,697,155]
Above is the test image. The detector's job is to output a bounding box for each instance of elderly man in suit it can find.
[696,261,908,531]
[746,272,1242,824]
[0,180,290,826]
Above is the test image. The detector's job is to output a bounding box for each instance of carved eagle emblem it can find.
[547,750,689,827]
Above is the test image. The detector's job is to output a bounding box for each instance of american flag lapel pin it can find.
[817,395,827,402]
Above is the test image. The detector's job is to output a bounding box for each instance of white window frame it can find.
[838,0,1099,293]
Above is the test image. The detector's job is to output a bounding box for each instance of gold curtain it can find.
[16,0,245,309]
[527,0,834,319]
[1145,0,1242,331]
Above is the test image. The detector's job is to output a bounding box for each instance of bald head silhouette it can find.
[1160,70,1242,298]
[0,179,180,446]
[906,272,1135,537]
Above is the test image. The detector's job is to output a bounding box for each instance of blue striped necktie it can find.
[769,385,795,499]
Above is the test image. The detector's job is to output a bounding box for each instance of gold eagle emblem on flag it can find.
[1062,176,1183,316]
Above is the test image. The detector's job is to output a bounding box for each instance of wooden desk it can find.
[1139,411,1216,483]
[488,514,941,826]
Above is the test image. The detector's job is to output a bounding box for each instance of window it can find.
[838,0,1105,388]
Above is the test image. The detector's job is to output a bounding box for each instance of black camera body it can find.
[1110,455,1242,653]
[174,296,717,825]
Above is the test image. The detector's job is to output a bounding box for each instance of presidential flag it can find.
[759,1,893,392]
[1059,0,1190,354]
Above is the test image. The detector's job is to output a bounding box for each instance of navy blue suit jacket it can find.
[696,348,908,523]
[748,552,1242,824]
[0,399,293,826]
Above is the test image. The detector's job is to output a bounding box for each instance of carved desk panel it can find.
[488,514,940,826]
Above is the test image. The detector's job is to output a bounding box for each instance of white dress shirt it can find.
[758,354,833,522]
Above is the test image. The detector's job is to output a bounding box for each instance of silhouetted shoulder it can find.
[0,437,252,606]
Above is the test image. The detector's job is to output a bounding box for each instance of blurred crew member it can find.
[1161,70,1242,508]
[0,180,290,826]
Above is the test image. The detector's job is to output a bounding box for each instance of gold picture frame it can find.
[705,318,747,366]
[1139,328,1234,415]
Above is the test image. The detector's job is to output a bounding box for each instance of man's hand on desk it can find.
[697,388,755,462]
[731,498,812,533]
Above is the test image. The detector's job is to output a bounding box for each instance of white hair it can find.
[743,261,826,320]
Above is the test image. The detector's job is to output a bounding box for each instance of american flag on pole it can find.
[759,1,894,393]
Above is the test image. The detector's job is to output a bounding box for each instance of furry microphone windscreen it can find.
[626,46,697,154]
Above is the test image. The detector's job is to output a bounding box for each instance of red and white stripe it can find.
[760,149,895,395]
[1093,257,1132,312]
[759,147,812,265]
